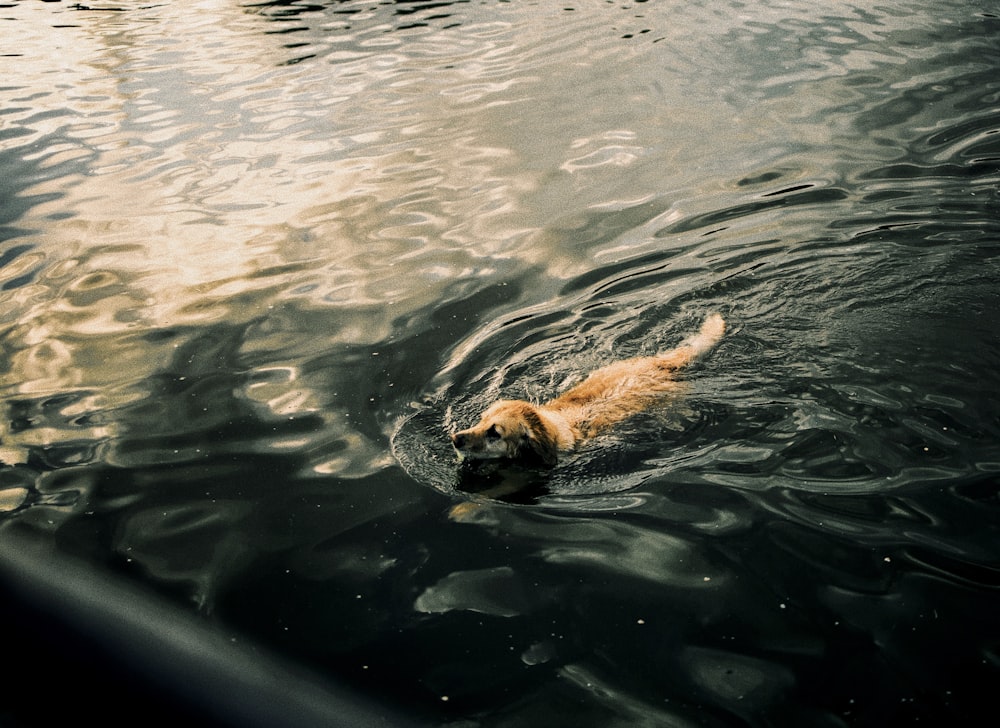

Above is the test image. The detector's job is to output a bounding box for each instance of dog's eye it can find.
[485,425,502,440]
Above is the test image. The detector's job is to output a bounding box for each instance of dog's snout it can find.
[451,432,466,449]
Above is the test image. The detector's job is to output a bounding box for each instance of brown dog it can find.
[451,312,725,465]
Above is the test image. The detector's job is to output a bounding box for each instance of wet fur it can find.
[451,312,725,465]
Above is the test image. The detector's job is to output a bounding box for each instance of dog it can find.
[451,312,725,466]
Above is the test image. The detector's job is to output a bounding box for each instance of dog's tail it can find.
[660,312,725,369]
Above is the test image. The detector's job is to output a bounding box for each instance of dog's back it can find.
[546,313,725,435]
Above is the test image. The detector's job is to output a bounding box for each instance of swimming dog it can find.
[451,312,725,465]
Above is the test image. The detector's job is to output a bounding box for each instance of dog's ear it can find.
[519,408,559,466]
[526,432,558,466]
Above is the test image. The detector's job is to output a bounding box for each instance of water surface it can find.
[2,1,999,725]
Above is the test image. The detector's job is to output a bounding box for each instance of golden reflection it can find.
[0,487,29,511]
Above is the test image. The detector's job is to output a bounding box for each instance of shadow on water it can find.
[453,458,552,504]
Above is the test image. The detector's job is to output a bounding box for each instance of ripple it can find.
[681,646,796,710]
[414,566,531,617]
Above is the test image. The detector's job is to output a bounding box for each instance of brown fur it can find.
[451,312,725,465]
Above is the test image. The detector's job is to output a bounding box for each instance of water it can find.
[2,0,999,725]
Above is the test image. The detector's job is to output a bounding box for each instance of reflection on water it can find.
[2,0,1000,725]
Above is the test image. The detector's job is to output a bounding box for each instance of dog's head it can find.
[451,400,559,466]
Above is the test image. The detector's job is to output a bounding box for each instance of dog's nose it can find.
[451,433,466,449]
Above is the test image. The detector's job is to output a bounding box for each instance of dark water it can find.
[2,0,999,725]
